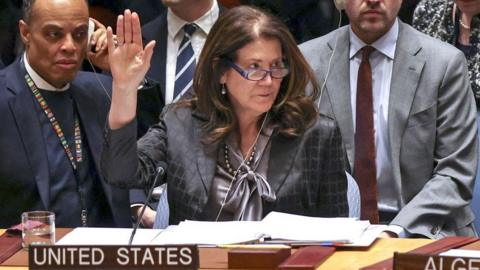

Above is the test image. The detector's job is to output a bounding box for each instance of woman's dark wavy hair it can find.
[188,5,320,144]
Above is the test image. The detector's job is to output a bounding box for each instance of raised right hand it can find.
[108,9,155,94]
[107,10,156,129]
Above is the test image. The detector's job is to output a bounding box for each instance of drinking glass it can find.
[21,211,55,249]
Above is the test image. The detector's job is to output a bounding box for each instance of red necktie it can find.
[354,46,379,224]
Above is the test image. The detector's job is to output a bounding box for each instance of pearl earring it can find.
[221,84,226,95]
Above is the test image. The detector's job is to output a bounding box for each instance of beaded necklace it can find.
[223,144,256,175]
[459,19,471,30]
[25,74,82,171]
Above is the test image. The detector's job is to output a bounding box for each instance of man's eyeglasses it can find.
[224,60,289,81]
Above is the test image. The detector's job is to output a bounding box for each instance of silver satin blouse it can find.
[202,126,276,221]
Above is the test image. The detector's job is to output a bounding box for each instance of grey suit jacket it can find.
[101,106,349,225]
[300,21,478,238]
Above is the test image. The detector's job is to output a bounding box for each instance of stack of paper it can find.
[151,211,383,246]
[152,221,262,245]
[260,212,369,243]
[56,228,163,245]
[56,212,387,247]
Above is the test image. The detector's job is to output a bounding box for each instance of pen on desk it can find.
[217,244,291,249]
[288,241,347,247]
[320,242,345,247]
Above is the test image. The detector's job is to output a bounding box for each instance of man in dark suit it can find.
[131,0,221,228]
[241,0,343,43]
[0,0,130,227]
[137,0,221,136]
[123,0,165,25]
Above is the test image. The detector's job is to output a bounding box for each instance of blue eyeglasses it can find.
[224,59,290,81]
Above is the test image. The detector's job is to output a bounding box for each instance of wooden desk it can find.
[199,238,433,270]
[0,229,433,270]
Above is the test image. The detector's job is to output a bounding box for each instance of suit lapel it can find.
[192,113,218,195]
[6,61,51,209]
[70,79,131,225]
[144,5,224,100]
[388,23,425,175]
[70,84,104,172]
[267,132,300,194]
[144,12,168,99]
[192,124,301,196]
[325,28,355,169]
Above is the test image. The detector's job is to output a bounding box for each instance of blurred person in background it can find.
[413,0,479,105]
[123,0,165,25]
[0,0,22,69]
[240,0,345,43]
[398,0,420,24]
[129,0,223,228]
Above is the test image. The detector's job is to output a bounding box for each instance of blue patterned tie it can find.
[173,23,197,102]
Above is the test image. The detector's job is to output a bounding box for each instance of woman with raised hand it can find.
[102,6,348,225]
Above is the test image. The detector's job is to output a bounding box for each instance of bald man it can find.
[0,0,130,227]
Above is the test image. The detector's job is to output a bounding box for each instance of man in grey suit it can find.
[300,0,478,238]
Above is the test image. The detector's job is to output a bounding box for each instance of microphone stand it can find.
[128,165,166,245]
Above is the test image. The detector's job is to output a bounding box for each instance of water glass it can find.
[21,211,55,249]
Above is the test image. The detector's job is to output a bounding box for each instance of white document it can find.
[152,221,263,245]
[56,212,385,247]
[440,249,480,258]
[260,211,370,243]
[56,228,164,246]
[152,212,380,247]
[342,224,388,247]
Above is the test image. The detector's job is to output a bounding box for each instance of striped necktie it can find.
[173,23,197,102]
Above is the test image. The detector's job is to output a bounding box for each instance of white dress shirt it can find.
[349,19,406,236]
[164,1,219,104]
[24,53,70,91]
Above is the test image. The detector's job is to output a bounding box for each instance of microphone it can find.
[128,161,167,245]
